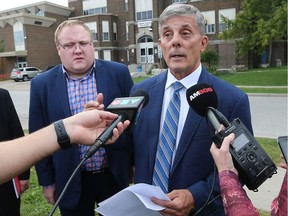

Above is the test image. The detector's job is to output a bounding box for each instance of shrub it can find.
[201,49,220,73]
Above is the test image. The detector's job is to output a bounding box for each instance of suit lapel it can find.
[94,60,109,106]
[53,70,71,117]
[171,110,203,173]
[171,68,211,174]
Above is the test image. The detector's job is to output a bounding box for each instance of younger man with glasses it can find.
[29,20,133,216]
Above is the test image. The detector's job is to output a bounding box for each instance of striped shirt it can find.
[64,66,108,171]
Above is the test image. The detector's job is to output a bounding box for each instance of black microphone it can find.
[186,83,277,191]
[186,83,229,130]
[84,89,149,159]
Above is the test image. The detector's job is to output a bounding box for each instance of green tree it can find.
[0,39,4,52]
[219,0,287,66]
[201,49,219,73]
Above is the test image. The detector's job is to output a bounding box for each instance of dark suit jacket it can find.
[130,68,253,215]
[29,59,133,209]
[0,88,29,198]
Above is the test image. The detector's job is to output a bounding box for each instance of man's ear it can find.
[200,35,208,53]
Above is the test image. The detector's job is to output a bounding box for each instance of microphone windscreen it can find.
[130,89,149,107]
[186,83,218,116]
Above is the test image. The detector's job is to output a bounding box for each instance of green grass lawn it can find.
[20,66,287,215]
[216,67,287,86]
[134,66,288,94]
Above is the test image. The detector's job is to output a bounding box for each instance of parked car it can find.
[10,67,42,82]
[37,65,56,76]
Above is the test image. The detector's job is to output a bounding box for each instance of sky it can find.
[1,0,68,11]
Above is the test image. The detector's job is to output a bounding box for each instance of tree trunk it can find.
[268,41,273,66]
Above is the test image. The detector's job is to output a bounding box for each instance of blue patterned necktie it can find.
[152,81,183,193]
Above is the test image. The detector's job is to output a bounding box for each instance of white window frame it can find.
[219,8,236,33]
[201,11,216,34]
[85,21,98,41]
[102,21,110,41]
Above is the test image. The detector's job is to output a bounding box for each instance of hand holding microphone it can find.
[84,89,149,159]
[186,83,277,191]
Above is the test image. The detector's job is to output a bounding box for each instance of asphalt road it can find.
[1,80,286,138]
[0,79,287,211]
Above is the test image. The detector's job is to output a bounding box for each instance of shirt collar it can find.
[165,64,202,90]
[62,62,95,81]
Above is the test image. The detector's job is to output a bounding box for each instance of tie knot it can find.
[173,81,183,92]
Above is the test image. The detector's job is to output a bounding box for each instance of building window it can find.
[103,50,111,61]
[113,22,117,41]
[102,21,110,41]
[83,0,107,15]
[136,11,153,21]
[219,8,236,33]
[201,10,216,34]
[125,22,129,41]
[94,50,99,59]
[139,37,153,43]
[206,24,215,34]
[13,22,25,51]
[125,0,128,11]
[135,0,153,21]
[17,57,27,68]
[138,36,154,63]
[85,22,98,41]
[172,0,187,3]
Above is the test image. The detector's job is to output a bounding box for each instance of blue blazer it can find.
[29,59,134,209]
[130,67,252,215]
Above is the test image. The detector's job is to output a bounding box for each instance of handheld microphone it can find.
[186,83,229,129]
[186,83,277,191]
[84,89,149,159]
[106,89,149,130]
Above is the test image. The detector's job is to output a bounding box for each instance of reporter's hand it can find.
[64,109,130,145]
[279,154,287,169]
[210,133,238,175]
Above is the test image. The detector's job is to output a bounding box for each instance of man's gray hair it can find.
[158,4,205,34]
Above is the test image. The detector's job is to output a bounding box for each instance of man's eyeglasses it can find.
[58,41,91,50]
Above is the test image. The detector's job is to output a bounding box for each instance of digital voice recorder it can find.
[212,118,277,191]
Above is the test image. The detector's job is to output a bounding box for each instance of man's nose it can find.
[171,34,181,47]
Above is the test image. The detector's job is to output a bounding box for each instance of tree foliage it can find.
[219,0,287,57]
[0,39,4,52]
[201,49,219,73]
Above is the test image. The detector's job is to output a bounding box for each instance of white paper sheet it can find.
[96,183,170,216]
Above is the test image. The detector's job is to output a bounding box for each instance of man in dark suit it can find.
[129,4,253,216]
[29,20,133,216]
[0,88,30,216]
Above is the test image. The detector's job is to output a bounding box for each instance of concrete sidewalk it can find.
[244,94,287,212]
[245,166,286,211]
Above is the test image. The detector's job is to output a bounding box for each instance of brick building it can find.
[68,0,248,72]
[0,0,286,78]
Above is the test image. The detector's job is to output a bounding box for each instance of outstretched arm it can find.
[0,109,129,183]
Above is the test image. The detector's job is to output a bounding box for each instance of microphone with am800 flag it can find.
[186,83,277,191]
[84,89,149,159]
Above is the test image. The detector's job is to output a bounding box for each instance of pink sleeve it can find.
[219,170,259,216]
[271,170,287,216]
